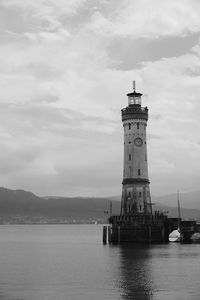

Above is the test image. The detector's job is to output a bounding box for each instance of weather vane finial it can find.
[133,80,136,92]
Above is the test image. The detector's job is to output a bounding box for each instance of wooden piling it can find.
[148,225,151,243]
[103,226,107,244]
[161,225,165,243]
[117,226,121,243]
[108,226,111,244]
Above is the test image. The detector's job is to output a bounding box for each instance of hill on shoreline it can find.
[0,187,199,223]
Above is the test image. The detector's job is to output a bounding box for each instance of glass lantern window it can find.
[128,96,141,105]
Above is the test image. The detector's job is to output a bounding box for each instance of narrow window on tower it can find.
[138,169,141,176]
[129,167,132,177]
[137,122,139,129]
[129,123,131,130]
[128,142,131,152]
[129,154,131,161]
[128,192,131,197]
[139,192,142,197]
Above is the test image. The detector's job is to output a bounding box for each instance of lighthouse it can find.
[120,81,152,216]
[107,82,169,243]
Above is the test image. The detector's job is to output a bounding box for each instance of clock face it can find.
[134,137,143,147]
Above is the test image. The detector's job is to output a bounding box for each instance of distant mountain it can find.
[108,191,200,219]
[0,187,42,212]
[41,196,120,220]
[109,191,200,211]
[0,187,199,223]
[0,187,120,224]
[152,203,200,220]
[108,195,121,201]
[152,190,200,210]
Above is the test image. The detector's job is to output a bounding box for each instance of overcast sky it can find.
[0,0,200,197]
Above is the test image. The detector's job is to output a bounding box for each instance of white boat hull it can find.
[169,229,180,242]
[191,232,200,243]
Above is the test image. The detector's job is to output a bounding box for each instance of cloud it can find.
[87,0,200,39]
[24,28,71,42]
[0,0,85,46]
[0,0,199,196]
[0,0,87,15]
[108,34,199,70]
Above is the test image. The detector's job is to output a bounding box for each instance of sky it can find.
[0,0,200,197]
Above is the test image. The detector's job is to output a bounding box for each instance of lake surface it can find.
[0,225,200,300]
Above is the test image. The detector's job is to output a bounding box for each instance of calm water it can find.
[0,225,199,300]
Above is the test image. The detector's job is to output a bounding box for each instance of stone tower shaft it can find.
[121,84,152,216]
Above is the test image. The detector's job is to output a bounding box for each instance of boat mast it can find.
[177,190,181,231]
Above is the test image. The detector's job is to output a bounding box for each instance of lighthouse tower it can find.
[106,82,169,244]
[121,82,152,216]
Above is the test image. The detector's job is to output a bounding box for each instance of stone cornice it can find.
[122,178,150,185]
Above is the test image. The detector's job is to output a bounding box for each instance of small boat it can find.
[169,229,180,242]
[191,232,200,243]
[169,191,181,243]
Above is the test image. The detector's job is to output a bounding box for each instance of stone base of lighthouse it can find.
[108,216,170,243]
[107,179,170,243]
[121,179,152,216]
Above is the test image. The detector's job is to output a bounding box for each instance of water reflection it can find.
[116,245,154,300]
[0,288,24,300]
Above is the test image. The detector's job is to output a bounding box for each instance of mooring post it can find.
[148,225,151,243]
[103,226,107,244]
[161,225,165,243]
[118,226,121,243]
[108,226,111,244]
